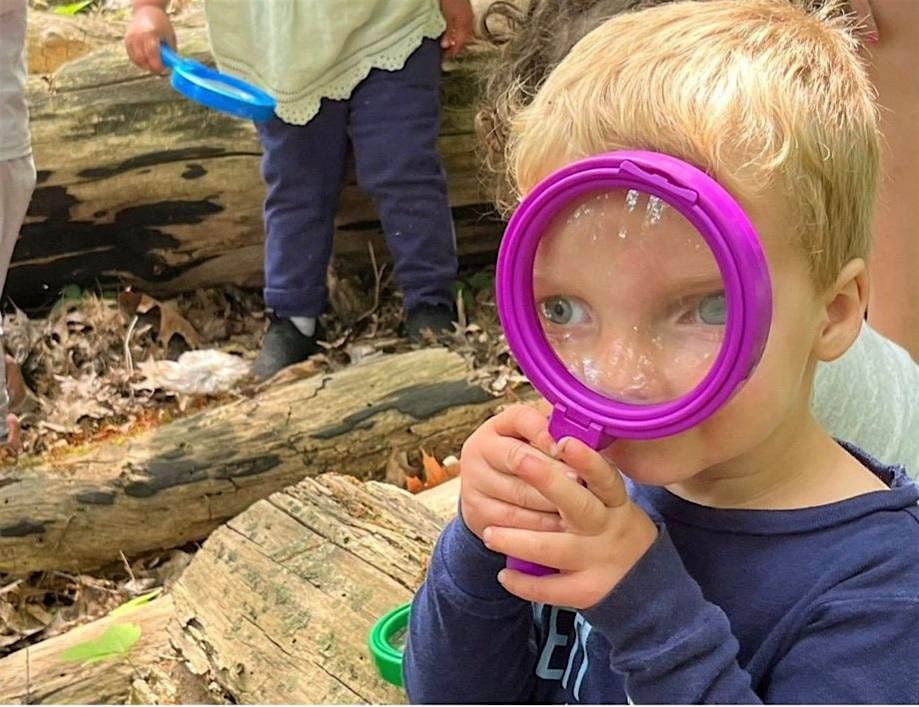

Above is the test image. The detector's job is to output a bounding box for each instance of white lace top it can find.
[202,0,445,125]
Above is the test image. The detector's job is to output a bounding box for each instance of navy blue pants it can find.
[256,39,458,318]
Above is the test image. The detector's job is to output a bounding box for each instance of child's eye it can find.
[696,293,726,325]
[539,296,589,325]
[675,292,726,326]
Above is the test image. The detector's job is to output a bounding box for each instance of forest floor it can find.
[0,263,520,657]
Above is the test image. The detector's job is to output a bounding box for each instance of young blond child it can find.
[477,0,919,476]
[405,1,919,702]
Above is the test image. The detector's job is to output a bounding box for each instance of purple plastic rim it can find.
[496,151,772,445]
[506,556,558,577]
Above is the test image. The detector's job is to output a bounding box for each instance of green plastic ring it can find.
[369,602,411,687]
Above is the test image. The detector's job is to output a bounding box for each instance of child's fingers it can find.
[468,447,558,513]
[125,35,147,72]
[4,415,20,455]
[554,437,628,509]
[514,455,608,533]
[143,34,168,75]
[489,404,555,456]
[468,494,563,533]
[482,433,552,477]
[496,568,586,608]
[482,526,583,571]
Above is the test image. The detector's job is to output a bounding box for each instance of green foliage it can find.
[109,588,163,618]
[53,0,95,15]
[453,269,495,312]
[59,283,83,301]
[59,623,141,665]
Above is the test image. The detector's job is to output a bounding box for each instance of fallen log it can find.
[25,7,210,75]
[26,10,127,75]
[0,471,459,704]
[0,347,502,574]
[171,473,445,704]
[0,596,192,705]
[14,19,502,310]
[415,475,461,523]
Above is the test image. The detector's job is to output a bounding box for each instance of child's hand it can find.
[481,436,659,610]
[124,4,176,76]
[439,0,474,59]
[460,404,564,541]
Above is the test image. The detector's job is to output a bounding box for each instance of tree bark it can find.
[0,471,460,704]
[14,21,501,310]
[171,473,445,704]
[0,348,501,574]
[26,11,127,75]
[0,596,189,705]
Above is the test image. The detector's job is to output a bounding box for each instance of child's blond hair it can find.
[507,0,879,289]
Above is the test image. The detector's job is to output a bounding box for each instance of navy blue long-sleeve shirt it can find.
[405,445,919,703]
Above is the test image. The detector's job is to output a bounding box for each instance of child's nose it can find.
[589,332,670,404]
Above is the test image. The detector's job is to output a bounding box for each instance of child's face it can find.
[534,189,726,405]
[531,185,824,485]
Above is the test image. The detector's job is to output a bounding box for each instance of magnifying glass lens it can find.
[534,189,726,405]
[185,73,257,101]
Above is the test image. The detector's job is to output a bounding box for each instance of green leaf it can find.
[461,287,474,312]
[53,0,95,15]
[59,283,83,300]
[109,588,163,618]
[466,271,495,292]
[59,623,141,664]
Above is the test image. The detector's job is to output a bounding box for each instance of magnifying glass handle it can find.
[505,409,613,576]
[160,43,183,70]
[506,556,558,576]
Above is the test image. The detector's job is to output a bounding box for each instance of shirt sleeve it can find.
[582,526,919,704]
[765,596,919,703]
[582,527,764,703]
[403,515,539,703]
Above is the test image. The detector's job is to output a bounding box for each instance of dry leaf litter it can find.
[0,266,525,656]
[14,0,523,688]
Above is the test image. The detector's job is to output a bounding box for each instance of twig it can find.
[120,550,136,583]
[455,288,468,330]
[0,578,23,596]
[123,314,139,377]
[357,242,389,322]
[50,570,78,583]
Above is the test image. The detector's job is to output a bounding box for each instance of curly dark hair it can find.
[476,0,675,214]
[475,0,861,215]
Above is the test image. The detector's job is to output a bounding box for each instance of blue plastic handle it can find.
[159,43,183,70]
[158,43,276,122]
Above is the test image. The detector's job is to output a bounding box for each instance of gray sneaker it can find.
[405,304,456,343]
[253,316,323,380]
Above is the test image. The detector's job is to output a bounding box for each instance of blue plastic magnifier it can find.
[160,44,276,122]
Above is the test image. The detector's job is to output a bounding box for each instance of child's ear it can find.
[814,258,869,363]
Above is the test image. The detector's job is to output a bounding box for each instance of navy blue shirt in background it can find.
[405,444,919,703]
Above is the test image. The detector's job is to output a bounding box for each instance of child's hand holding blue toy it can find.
[159,44,276,122]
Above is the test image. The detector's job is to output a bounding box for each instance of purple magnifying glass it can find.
[496,151,773,575]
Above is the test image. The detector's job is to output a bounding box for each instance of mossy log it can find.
[14,20,501,310]
[0,474,459,704]
[170,473,446,704]
[0,348,500,574]
[0,596,189,705]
